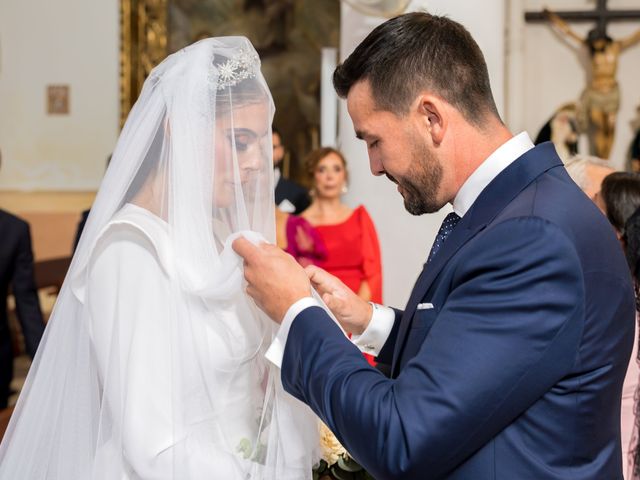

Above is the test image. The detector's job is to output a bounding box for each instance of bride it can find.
[0,37,318,479]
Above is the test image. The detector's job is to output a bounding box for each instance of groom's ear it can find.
[415,93,446,146]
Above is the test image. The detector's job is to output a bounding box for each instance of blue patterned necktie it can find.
[427,212,461,264]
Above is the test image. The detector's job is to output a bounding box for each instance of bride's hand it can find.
[305,265,373,335]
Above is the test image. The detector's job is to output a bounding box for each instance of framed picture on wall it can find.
[47,85,70,115]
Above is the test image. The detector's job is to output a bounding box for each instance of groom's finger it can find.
[322,292,340,312]
[305,265,338,294]
[305,265,322,285]
[232,236,260,264]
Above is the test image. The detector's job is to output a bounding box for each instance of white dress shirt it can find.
[266,132,535,368]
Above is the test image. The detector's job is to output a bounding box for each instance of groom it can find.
[234,12,634,479]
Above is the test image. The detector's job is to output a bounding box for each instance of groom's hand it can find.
[232,236,311,323]
[305,265,373,335]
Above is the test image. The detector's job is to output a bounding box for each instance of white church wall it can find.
[0,0,119,190]
[508,0,640,170]
[339,0,507,307]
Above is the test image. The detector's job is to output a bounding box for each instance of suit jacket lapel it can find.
[391,215,479,373]
[391,143,563,375]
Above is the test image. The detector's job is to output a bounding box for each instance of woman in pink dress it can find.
[301,147,382,365]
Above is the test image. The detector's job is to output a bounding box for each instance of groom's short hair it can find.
[333,12,500,127]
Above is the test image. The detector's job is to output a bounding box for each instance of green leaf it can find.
[313,459,329,473]
[251,442,266,463]
[235,438,252,459]
[337,455,364,472]
[330,465,356,480]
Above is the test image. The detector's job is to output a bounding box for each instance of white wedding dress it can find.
[82,203,269,478]
[0,37,318,479]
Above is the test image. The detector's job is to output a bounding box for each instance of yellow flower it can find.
[318,421,347,466]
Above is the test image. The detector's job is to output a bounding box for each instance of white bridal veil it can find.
[0,37,318,479]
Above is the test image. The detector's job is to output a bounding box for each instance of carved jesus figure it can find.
[544,7,640,159]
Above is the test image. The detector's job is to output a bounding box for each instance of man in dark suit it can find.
[0,157,45,408]
[273,128,310,214]
[234,13,634,479]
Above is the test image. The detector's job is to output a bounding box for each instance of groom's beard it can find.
[393,134,444,216]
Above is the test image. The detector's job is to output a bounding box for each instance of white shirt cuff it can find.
[265,297,321,368]
[351,303,395,357]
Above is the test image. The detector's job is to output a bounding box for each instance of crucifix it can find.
[525,1,640,160]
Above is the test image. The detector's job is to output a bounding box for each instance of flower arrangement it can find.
[313,422,374,480]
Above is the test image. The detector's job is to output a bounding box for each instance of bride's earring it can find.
[341,184,348,194]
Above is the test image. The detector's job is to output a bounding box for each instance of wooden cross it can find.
[525,0,640,37]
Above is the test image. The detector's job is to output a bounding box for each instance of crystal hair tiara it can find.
[215,48,260,90]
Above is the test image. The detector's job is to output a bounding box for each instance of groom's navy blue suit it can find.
[282,143,635,479]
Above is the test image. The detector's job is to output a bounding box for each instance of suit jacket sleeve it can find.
[12,222,45,358]
[281,217,585,479]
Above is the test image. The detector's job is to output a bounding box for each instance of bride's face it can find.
[213,101,271,208]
